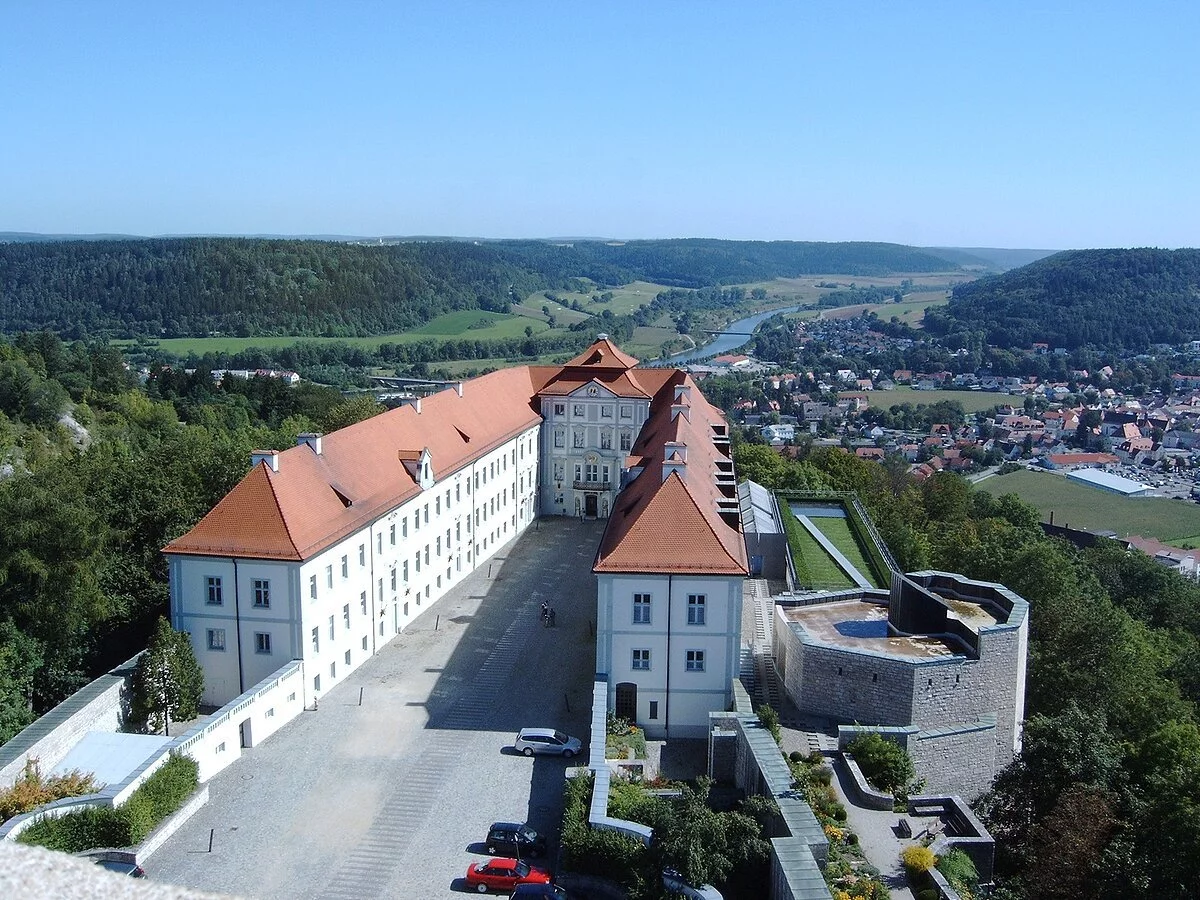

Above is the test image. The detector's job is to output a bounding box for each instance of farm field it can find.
[519,280,672,319]
[118,311,551,355]
[740,272,971,305]
[984,468,1200,544]
[857,386,1016,415]
[810,517,888,588]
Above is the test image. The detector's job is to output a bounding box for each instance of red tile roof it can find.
[594,373,747,575]
[164,366,542,560]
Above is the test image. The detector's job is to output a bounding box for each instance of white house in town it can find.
[166,337,748,737]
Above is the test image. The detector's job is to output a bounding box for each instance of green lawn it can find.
[985,468,1200,543]
[785,514,856,589]
[809,517,888,589]
[859,385,1016,415]
[521,280,672,318]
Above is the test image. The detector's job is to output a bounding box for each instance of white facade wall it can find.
[596,572,742,739]
[539,389,650,518]
[172,425,542,706]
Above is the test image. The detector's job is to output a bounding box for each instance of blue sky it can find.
[2,2,1197,248]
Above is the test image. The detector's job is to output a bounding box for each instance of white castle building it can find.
[165,338,747,737]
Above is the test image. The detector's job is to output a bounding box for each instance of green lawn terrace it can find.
[781,496,893,592]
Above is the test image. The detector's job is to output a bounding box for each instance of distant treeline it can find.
[926,248,1200,351]
[0,238,961,339]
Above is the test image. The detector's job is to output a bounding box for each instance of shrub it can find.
[937,848,979,892]
[847,732,915,796]
[789,750,805,763]
[917,891,939,900]
[0,759,100,824]
[901,844,937,876]
[559,773,645,891]
[17,753,198,853]
[756,704,782,744]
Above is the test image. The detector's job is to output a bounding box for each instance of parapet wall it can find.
[0,653,141,791]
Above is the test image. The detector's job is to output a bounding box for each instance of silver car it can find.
[514,727,581,758]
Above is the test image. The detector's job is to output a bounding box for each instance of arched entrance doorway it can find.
[614,682,637,722]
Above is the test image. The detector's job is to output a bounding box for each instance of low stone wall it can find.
[0,653,141,790]
[839,753,893,811]
[586,677,652,845]
[909,795,995,882]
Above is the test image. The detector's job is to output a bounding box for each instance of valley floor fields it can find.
[984,468,1200,544]
[857,386,1015,415]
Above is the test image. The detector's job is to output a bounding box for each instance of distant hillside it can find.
[925,247,1058,271]
[924,248,1200,351]
[0,238,961,338]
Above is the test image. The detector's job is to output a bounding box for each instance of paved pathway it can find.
[151,519,606,900]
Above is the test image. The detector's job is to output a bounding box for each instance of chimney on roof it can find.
[415,396,422,414]
[456,382,464,398]
[597,332,608,341]
[297,432,323,455]
[251,449,280,472]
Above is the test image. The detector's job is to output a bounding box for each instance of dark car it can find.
[93,858,147,878]
[485,821,547,858]
[509,885,571,900]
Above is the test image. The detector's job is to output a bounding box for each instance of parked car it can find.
[509,885,571,900]
[514,727,581,758]
[92,858,147,878]
[663,867,722,899]
[485,822,547,858]
[465,857,551,893]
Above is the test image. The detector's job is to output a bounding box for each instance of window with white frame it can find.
[206,576,223,605]
[254,579,271,608]
[600,431,612,450]
[360,591,367,615]
[686,650,705,671]
[573,430,585,448]
[554,430,564,448]
[359,544,365,566]
[632,648,650,670]
[391,568,397,592]
[326,565,333,588]
[254,632,272,654]
[402,518,408,538]
[554,402,566,416]
[390,523,396,545]
[207,628,226,651]
[343,604,350,629]
[620,405,632,419]
[687,594,706,625]
[620,431,632,451]
[328,615,335,640]
[341,555,348,578]
[309,574,317,599]
[573,404,584,417]
[633,593,651,624]
[311,627,319,653]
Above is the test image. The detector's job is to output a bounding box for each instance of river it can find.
[655,304,802,365]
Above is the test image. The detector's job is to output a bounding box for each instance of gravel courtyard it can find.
[151,518,606,900]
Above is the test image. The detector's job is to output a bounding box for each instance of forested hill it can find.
[0,238,960,338]
[924,248,1200,351]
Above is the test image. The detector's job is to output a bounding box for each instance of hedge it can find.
[17,753,199,853]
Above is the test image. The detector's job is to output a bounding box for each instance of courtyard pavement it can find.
[151,518,606,900]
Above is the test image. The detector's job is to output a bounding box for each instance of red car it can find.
[464,857,552,893]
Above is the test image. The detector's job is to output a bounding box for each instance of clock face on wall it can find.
[587,386,598,395]
[586,453,598,464]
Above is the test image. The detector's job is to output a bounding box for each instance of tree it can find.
[131,617,204,735]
